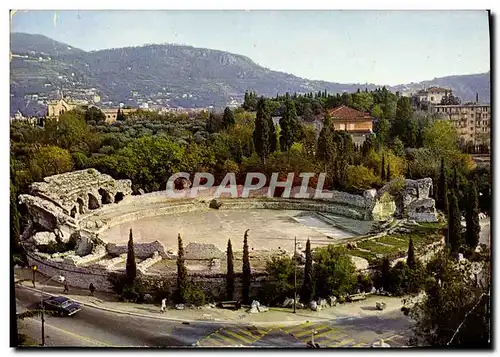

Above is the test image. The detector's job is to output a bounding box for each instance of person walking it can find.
[89,283,95,296]
[161,298,167,313]
[63,280,69,293]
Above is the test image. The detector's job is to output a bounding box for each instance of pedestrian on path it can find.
[89,283,95,296]
[63,280,69,293]
[161,298,167,313]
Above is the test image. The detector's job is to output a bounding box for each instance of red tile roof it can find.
[327,105,373,121]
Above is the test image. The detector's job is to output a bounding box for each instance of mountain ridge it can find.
[10,32,491,115]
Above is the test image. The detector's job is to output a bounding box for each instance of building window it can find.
[431,96,435,101]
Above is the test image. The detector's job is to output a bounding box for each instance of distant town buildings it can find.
[431,103,491,150]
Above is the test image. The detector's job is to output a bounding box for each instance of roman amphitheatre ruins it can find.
[18,169,441,297]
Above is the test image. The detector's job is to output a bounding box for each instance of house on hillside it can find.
[326,105,374,146]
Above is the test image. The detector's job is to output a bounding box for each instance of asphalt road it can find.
[15,286,411,348]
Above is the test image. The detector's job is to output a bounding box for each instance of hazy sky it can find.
[10,10,490,85]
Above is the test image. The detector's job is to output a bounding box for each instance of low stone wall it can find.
[106,241,170,259]
[27,251,115,292]
[137,252,163,272]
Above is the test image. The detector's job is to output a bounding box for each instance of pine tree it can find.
[447,192,463,253]
[242,229,251,304]
[279,97,299,152]
[299,239,313,304]
[465,181,480,250]
[386,164,391,182]
[226,239,235,301]
[222,107,235,129]
[253,97,271,164]
[381,156,386,180]
[176,233,188,303]
[126,229,137,282]
[407,238,416,269]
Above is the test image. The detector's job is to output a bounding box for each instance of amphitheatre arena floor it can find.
[100,209,373,253]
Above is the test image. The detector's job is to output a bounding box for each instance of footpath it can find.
[14,267,405,327]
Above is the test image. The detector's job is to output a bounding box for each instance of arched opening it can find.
[98,188,112,204]
[88,194,100,210]
[70,206,77,218]
[77,198,85,214]
[114,192,124,204]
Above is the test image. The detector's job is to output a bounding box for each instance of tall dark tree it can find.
[407,238,416,269]
[438,158,448,213]
[226,239,235,301]
[126,229,137,282]
[177,233,188,303]
[317,114,335,169]
[222,107,235,129]
[386,164,391,182]
[465,181,480,250]
[253,97,271,164]
[447,192,463,253]
[279,97,299,152]
[116,108,125,121]
[242,230,251,304]
[381,155,386,180]
[299,239,313,303]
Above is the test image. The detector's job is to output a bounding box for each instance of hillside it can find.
[10,32,491,115]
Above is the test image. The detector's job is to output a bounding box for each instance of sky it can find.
[10,10,490,85]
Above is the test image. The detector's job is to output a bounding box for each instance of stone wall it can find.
[106,241,171,259]
[137,252,163,273]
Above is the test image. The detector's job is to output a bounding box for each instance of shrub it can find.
[183,284,206,306]
[357,273,374,293]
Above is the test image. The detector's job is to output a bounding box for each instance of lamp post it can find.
[40,274,65,346]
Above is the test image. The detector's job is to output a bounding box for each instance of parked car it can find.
[40,296,81,316]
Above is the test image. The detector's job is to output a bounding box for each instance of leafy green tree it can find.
[346,165,379,191]
[279,96,299,152]
[126,229,137,282]
[84,106,106,123]
[313,245,357,299]
[302,103,315,122]
[43,111,90,150]
[300,239,313,304]
[222,107,235,129]
[253,97,271,164]
[410,251,490,347]
[177,233,188,303]
[262,256,295,305]
[465,181,480,250]
[28,146,73,181]
[423,120,460,160]
[242,229,251,304]
[448,191,463,253]
[226,239,235,301]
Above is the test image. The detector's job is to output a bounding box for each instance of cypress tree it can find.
[253,97,271,164]
[381,257,391,291]
[317,114,335,169]
[407,238,416,269]
[177,233,188,303]
[222,107,235,129]
[447,192,463,253]
[386,164,391,182]
[465,181,480,250]
[126,229,137,282]
[299,239,313,304]
[280,97,299,152]
[242,229,251,304]
[438,158,447,211]
[226,239,235,301]
[406,162,412,179]
[381,156,386,180]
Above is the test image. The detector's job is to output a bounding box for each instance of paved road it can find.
[16,286,410,348]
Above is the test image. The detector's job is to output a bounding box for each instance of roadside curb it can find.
[17,284,354,327]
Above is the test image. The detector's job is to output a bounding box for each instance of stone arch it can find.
[88,193,100,210]
[98,188,113,204]
[77,198,85,214]
[114,192,124,203]
[70,206,77,218]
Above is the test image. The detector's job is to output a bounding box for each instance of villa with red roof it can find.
[326,105,374,145]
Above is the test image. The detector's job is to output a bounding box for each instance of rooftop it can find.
[327,105,372,121]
